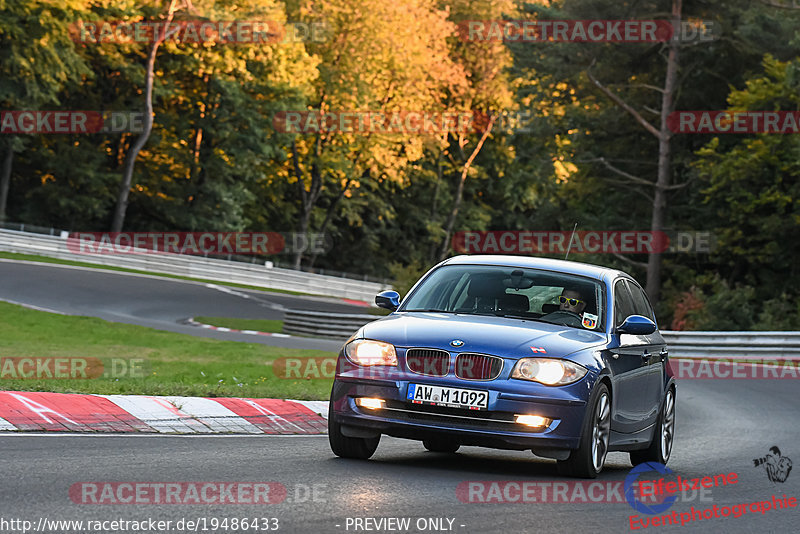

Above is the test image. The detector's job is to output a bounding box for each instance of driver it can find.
[558,289,586,316]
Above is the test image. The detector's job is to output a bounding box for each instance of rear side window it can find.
[614,280,635,327]
[627,281,656,323]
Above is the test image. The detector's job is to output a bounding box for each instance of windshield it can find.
[401,265,605,331]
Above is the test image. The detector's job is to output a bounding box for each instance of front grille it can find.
[455,353,503,380]
[406,348,450,376]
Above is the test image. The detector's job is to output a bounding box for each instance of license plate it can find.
[406,384,488,410]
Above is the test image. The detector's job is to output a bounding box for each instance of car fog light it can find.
[515,414,550,427]
[356,397,385,410]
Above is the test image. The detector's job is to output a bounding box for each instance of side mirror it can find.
[375,290,400,311]
[617,315,656,335]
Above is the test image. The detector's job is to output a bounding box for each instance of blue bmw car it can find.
[328,255,676,478]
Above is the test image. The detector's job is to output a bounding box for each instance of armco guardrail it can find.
[661,331,800,359]
[282,309,378,339]
[281,310,800,352]
[0,229,390,301]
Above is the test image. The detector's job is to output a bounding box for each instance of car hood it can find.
[361,312,607,360]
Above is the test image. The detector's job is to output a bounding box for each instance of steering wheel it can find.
[541,310,583,327]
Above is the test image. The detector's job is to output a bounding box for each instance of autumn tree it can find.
[283,0,464,268]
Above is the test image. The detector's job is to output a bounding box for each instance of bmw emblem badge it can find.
[450,339,464,348]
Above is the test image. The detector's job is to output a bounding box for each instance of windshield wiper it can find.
[404,308,457,313]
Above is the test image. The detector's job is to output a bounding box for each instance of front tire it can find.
[630,387,675,466]
[328,400,380,460]
[557,382,611,478]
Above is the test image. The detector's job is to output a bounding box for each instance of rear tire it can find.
[630,387,675,466]
[423,439,460,453]
[557,382,611,478]
[328,400,380,460]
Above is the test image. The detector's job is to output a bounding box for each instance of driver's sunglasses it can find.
[558,296,584,306]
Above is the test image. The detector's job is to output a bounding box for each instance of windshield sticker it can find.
[582,312,598,329]
[530,346,547,354]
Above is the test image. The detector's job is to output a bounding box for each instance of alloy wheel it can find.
[660,389,675,462]
[591,392,611,472]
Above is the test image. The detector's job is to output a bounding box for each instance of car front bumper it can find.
[330,371,594,453]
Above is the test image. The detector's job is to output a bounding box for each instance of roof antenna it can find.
[564,222,578,260]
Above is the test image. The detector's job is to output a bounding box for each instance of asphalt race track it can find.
[1,259,799,533]
[0,259,363,351]
[1,379,798,534]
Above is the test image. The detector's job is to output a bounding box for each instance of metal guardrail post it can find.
[662,331,800,359]
[282,309,378,339]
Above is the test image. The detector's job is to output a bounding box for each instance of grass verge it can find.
[0,301,333,400]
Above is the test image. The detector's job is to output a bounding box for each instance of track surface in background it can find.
[0,260,366,350]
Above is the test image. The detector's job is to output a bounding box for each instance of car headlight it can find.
[344,339,398,367]
[511,358,587,385]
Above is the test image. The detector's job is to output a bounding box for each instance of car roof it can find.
[441,255,630,283]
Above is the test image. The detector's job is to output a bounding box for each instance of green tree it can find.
[0,0,91,221]
[695,55,800,296]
